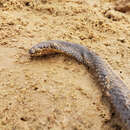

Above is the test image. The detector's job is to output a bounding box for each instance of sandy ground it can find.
[0,0,130,130]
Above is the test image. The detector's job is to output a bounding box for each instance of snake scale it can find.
[29,40,130,129]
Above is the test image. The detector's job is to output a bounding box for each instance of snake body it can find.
[29,40,130,129]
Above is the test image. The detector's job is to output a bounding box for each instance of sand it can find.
[0,0,130,130]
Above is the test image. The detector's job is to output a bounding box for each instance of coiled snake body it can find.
[29,40,130,129]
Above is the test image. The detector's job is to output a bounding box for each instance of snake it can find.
[29,40,130,129]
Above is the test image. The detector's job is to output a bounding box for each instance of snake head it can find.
[29,42,58,56]
[29,47,47,56]
[29,48,35,55]
[29,42,50,56]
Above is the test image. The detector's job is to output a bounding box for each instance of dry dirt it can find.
[0,0,130,130]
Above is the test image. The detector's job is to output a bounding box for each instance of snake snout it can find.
[29,48,35,55]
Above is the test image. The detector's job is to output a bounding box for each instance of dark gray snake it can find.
[29,40,130,129]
